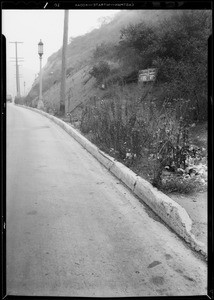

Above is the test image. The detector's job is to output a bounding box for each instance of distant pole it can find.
[24,81,26,95]
[9,41,23,98]
[60,10,69,114]
[15,43,20,97]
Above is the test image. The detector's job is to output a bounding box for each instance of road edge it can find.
[16,104,207,259]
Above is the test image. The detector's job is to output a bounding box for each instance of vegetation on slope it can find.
[80,10,211,191]
[22,9,211,192]
[23,10,176,107]
[89,10,211,121]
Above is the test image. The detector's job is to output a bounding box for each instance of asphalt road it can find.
[6,104,207,297]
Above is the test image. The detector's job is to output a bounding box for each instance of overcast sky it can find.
[2,9,119,97]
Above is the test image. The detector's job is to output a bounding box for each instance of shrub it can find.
[111,10,211,122]
[89,61,111,85]
[160,174,201,194]
[14,96,24,105]
[80,84,198,191]
[92,42,116,61]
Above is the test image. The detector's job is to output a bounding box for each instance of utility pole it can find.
[60,10,69,114]
[9,42,23,98]
[12,63,23,96]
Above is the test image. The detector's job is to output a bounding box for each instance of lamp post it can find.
[37,39,44,109]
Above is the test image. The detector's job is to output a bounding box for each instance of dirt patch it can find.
[167,191,207,246]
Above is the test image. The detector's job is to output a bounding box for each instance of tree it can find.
[116,10,211,121]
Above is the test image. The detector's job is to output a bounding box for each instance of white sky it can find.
[2,9,119,97]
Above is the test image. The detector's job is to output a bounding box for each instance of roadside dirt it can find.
[167,191,207,246]
[166,123,208,247]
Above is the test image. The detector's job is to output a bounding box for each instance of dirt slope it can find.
[26,10,177,110]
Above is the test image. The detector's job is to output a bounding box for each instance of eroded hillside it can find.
[24,9,177,111]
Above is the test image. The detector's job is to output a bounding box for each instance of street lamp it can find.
[37,39,44,109]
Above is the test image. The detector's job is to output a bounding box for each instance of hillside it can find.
[22,9,211,193]
[24,9,177,110]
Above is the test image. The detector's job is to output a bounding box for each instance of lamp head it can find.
[38,39,44,57]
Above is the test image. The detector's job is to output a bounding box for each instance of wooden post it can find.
[60,10,69,114]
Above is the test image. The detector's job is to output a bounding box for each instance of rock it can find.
[201,157,207,164]
[188,168,197,175]
[184,174,190,179]
[165,165,176,172]
[177,168,185,175]
[201,173,208,180]
[199,179,206,185]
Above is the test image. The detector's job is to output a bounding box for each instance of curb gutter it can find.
[17,105,207,259]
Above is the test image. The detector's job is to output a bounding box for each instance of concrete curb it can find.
[17,105,207,258]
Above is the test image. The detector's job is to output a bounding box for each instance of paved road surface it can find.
[6,104,207,297]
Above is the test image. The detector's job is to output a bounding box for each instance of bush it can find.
[92,42,116,61]
[14,96,24,105]
[89,61,111,85]
[160,174,200,194]
[91,10,211,122]
[80,84,199,190]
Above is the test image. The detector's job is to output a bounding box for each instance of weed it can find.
[160,174,204,194]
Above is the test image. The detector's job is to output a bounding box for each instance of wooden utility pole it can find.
[9,42,23,98]
[60,10,69,114]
